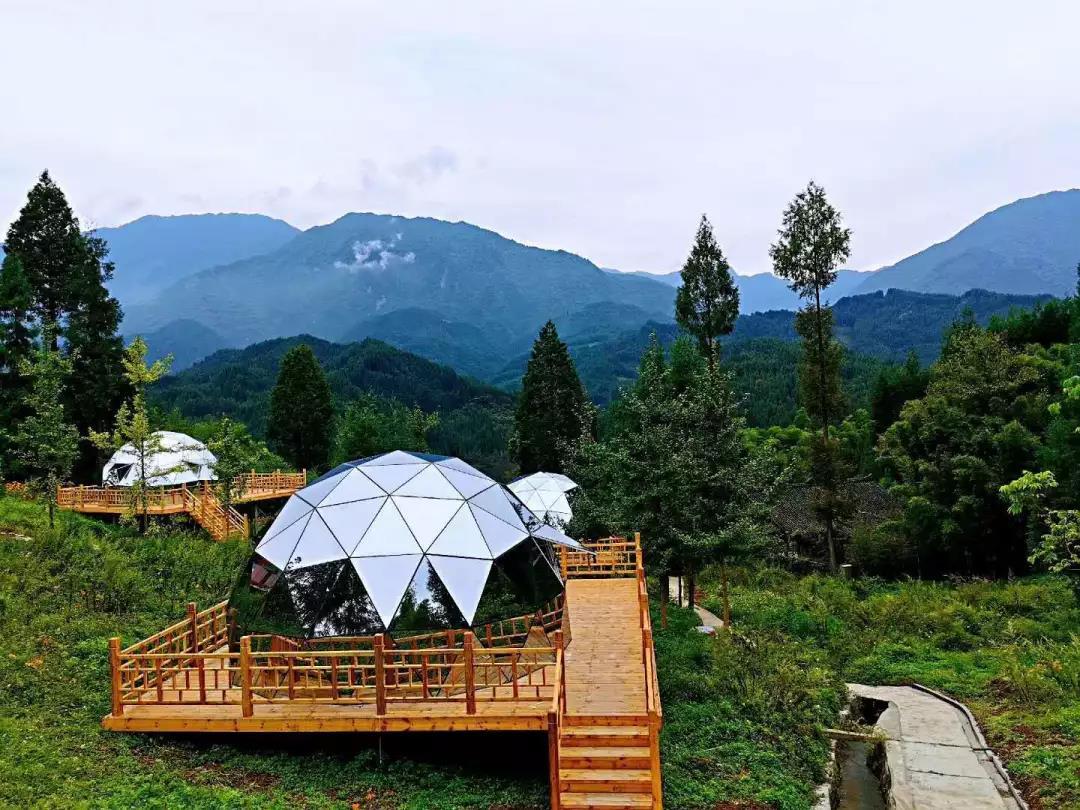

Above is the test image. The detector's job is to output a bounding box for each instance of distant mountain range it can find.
[87,187,1078,376]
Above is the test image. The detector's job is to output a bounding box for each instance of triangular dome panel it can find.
[428,505,492,558]
[317,498,384,555]
[361,462,427,494]
[428,555,492,625]
[392,496,462,551]
[296,470,349,507]
[394,465,462,500]
[438,467,493,498]
[320,469,385,505]
[470,485,526,530]
[360,450,425,466]
[288,513,348,570]
[435,457,488,478]
[255,513,312,569]
[351,500,424,556]
[350,554,423,627]
[263,496,315,541]
[469,504,529,557]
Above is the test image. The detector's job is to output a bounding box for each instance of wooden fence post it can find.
[464,631,477,715]
[240,635,253,718]
[186,601,198,652]
[109,637,123,716]
[374,633,387,715]
[547,709,561,810]
[559,545,568,579]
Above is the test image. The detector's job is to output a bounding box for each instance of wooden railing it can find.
[182,484,248,541]
[108,598,565,716]
[634,532,664,804]
[559,535,637,578]
[57,470,305,513]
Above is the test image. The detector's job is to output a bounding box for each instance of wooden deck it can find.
[56,471,306,540]
[101,535,663,808]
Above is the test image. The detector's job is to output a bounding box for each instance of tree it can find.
[9,331,79,527]
[3,171,127,477]
[511,321,592,474]
[674,215,740,366]
[266,344,334,472]
[90,337,173,531]
[206,416,270,513]
[1000,470,1080,597]
[770,181,851,570]
[0,256,36,474]
[334,393,439,464]
[871,351,929,435]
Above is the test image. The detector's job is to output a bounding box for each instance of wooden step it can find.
[559,746,651,770]
[563,713,650,727]
[560,769,652,794]
[559,792,653,808]
[561,725,649,747]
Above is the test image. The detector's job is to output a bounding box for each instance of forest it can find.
[2,173,1079,808]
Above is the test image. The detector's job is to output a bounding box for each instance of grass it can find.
[695,568,1080,810]
[0,495,547,809]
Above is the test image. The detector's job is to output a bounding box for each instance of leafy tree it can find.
[1000,470,1080,596]
[206,416,271,513]
[0,256,36,474]
[90,337,174,531]
[266,343,334,472]
[879,325,1053,576]
[871,351,929,434]
[8,331,80,526]
[3,171,127,477]
[770,180,852,570]
[511,321,592,474]
[334,393,440,464]
[675,215,739,366]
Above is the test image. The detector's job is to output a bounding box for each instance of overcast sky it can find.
[2,1,1078,276]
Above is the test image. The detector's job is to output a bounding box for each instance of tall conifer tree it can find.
[675,215,740,366]
[0,256,36,474]
[511,321,591,475]
[769,181,851,571]
[266,344,334,472]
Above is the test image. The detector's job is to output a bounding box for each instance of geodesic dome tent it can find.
[102,431,217,487]
[508,472,578,528]
[229,451,585,640]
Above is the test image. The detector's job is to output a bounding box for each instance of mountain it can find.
[140,318,230,371]
[124,213,677,352]
[95,213,300,306]
[857,189,1080,297]
[611,268,872,312]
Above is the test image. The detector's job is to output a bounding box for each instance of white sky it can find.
[2,1,1078,275]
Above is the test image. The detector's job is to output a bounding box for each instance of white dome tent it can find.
[230,451,585,639]
[102,431,217,488]
[508,472,578,528]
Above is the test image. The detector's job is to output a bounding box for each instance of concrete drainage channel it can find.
[816,684,1027,809]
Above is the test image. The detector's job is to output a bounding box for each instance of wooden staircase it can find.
[182,483,248,541]
[550,535,663,809]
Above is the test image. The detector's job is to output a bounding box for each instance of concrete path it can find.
[847,684,1022,809]
[667,575,725,629]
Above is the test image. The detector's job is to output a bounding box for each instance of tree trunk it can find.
[677,575,683,607]
[814,283,838,572]
[659,573,669,629]
[687,570,696,609]
[721,562,731,628]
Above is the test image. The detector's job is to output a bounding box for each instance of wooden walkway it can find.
[101,536,662,808]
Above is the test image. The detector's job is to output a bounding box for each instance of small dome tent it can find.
[508,472,577,527]
[102,431,217,488]
[229,451,585,640]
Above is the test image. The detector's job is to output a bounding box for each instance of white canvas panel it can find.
[393,465,462,500]
[255,513,311,569]
[351,554,423,627]
[287,513,348,570]
[262,497,315,541]
[438,466,493,499]
[317,498,384,554]
[351,500,424,556]
[469,485,526,530]
[428,555,492,625]
[469,504,528,557]
[320,469,385,505]
[296,470,349,506]
[392,496,462,551]
[361,462,427,494]
[360,450,424,466]
[428,505,491,558]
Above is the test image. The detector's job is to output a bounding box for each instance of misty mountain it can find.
[857,189,1080,296]
[124,213,677,352]
[96,213,300,305]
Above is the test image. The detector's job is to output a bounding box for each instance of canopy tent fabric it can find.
[102,431,217,487]
[508,472,578,528]
[232,451,585,639]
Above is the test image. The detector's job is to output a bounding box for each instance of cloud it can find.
[334,233,416,272]
[393,147,459,186]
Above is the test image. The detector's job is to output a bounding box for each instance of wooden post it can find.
[374,633,387,715]
[109,637,123,716]
[547,709,561,810]
[240,635,253,718]
[634,530,643,572]
[186,601,199,652]
[463,631,477,715]
[649,712,663,809]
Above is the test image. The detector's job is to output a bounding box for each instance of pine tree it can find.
[3,171,127,477]
[511,321,591,475]
[9,330,80,527]
[674,215,739,366]
[266,344,334,472]
[90,336,174,531]
[0,256,37,475]
[769,181,851,571]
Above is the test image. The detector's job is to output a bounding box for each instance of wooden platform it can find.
[101,536,663,808]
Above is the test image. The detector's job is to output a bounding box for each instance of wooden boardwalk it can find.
[101,536,663,808]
